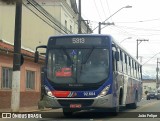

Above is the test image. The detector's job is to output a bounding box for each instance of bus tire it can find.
[111,89,123,116]
[119,89,123,105]
[63,108,73,117]
[111,106,119,116]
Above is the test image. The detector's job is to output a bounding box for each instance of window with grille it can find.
[1,67,12,89]
[26,70,35,90]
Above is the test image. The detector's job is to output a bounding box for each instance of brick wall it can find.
[0,91,11,109]
[0,91,40,109]
[20,92,40,107]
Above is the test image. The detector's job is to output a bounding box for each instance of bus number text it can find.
[72,38,85,44]
[83,92,96,96]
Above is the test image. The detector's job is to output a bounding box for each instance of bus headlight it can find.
[98,85,110,97]
[44,86,54,97]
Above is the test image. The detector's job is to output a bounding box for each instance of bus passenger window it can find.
[125,54,128,75]
[120,50,123,72]
[132,60,134,77]
[123,53,126,74]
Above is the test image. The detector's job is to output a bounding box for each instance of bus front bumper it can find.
[38,94,115,110]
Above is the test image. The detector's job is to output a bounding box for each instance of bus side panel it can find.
[126,78,142,104]
[122,75,128,105]
[112,72,119,108]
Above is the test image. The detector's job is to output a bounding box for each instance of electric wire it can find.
[110,26,160,66]
[24,0,71,34]
[22,2,64,34]
[114,25,160,32]
[100,0,107,18]
[112,25,160,37]
[115,18,160,24]
[111,25,139,38]
[27,0,68,34]
[142,52,160,66]
[93,0,102,21]
[105,0,113,22]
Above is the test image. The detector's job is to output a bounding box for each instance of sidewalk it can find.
[0,106,60,113]
[0,106,42,112]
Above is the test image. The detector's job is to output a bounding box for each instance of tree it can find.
[145,90,148,95]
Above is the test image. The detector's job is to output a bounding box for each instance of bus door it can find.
[122,54,128,105]
[122,75,128,105]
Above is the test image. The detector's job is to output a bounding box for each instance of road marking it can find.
[133,101,159,111]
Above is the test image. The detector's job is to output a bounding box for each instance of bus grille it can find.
[57,99,94,107]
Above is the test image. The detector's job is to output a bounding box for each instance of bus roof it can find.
[48,34,141,65]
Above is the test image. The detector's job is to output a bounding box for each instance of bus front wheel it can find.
[111,106,119,116]
[63,108,73,117]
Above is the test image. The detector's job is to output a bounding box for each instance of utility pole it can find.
[156,58,160,88]
[81,20,89,33]
[98,22,101,34]
[98,22,114,34]
[136,39,149,60]
[78,0,81,34]
[11,0,22,112]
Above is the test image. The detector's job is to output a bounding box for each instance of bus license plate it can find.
[70,104,81,108]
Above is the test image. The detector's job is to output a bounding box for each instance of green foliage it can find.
[145,90,148,95]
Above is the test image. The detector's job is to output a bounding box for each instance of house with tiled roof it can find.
[0,0,91,110]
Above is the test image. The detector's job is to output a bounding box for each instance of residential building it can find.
[0,0,92,110]
[142,79,156,96]
[0,39,44,110]
[0,0,92,51]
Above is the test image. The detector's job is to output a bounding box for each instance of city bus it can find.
[34,34,142,116]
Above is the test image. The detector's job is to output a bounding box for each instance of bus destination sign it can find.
[55,37,103,46]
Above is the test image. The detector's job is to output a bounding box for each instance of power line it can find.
[27,0,68,34]
[24,0,73,34]
[143,52,160,65]
[93,0,102,21]
[100,0,107,18]
[115,18,160,24]
[114,25,160,32]
[105,0,113,22]
[22,2,64,34]
[111,25,139,38]
[110,25,160,38]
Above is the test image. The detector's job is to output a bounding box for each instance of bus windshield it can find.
[47,47,109,85]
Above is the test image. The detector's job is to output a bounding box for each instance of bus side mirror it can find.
[34,51,39,63]
[115,51,119,61]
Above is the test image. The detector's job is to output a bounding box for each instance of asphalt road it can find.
[1,98,160,121]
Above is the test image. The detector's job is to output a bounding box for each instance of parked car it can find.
[146,91,156,100]
[156,90,160,100]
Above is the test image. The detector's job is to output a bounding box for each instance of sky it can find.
[77,0,160,79]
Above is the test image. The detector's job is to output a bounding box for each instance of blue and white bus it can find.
[35,34,142,116]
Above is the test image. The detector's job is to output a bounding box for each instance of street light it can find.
[103,5,132,25]
[93,5,132,33]
[120,37,132,43]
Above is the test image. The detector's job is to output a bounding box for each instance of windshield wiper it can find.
[82,47,94,64]
[61,47,74,64]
